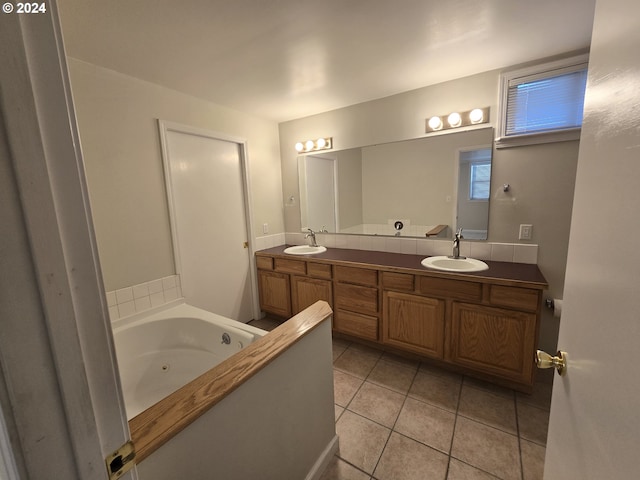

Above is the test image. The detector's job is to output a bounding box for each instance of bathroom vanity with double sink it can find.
[255,245,548,393]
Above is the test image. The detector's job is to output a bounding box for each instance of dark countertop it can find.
[256,245,548,289]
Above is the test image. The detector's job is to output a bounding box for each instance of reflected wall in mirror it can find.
[298,127,493,240]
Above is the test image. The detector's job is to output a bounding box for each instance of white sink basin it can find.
[283,245,327,255]
[421,256,489,272]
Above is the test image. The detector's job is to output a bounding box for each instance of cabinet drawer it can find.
[382,272,414,292]
[274,258,306,275]
[256,256,273,270]
[334,310,379,341]
[334,283,378,315]
[418,276,481,301]
[489,285,540,312]
[307,262,332,279]
[335,265,378,286]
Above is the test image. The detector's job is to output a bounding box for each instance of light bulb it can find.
[305,140,315,151]
[428,116,443,131]
[295,142,304,152]
[469,108,484,124]
[447,112,462,127]
[316,138,326,148]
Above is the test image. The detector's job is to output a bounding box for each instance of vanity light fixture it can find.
[295,137,333,153]
[427,116,443,131]
[425,107,490,133]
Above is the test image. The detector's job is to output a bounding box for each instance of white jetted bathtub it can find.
[112,301,267,419]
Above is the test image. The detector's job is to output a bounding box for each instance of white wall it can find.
[68,59,284,291]
[279,67,580,353]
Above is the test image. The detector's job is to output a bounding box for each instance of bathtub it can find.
[112,301,267,419]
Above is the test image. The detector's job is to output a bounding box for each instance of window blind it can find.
[505,68,588,136]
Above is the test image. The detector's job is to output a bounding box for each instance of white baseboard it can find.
[304,435,339,480]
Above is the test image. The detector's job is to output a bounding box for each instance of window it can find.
[497,54,589,148]
[470,162,491,200]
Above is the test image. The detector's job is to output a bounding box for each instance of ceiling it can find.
[57,0,596,123]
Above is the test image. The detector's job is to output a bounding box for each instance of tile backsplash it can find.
[106,274,182,321]
[280,232,539,264]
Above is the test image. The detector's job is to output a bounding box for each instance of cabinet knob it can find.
[535,350,567,376]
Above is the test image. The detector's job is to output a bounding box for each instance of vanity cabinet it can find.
[449,302,537,385]
[382,291,445,358]
[291,275,332,314]
[256,247,547,392]
[257,270,291,318]
[257,256,332,317]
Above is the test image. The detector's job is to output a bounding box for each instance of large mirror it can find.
[298,127,493,240]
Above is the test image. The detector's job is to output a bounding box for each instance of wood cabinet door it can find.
[382,291,445,359]
[291,275,332,314]
[257,270,291,318]
[450,302,537,385]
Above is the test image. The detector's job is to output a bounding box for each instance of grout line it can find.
[514,391,525,480]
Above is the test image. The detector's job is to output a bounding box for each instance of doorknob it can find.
[536,350,567,376]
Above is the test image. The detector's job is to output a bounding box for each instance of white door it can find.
[543,0,640,477]
[303,155,337,231]
[161,124,255,322]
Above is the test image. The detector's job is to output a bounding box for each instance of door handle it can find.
[536,350,567,376]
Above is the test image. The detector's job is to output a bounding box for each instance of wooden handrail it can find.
[129,300,332,463]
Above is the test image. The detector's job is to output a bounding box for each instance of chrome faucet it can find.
[305,228,318,247]
[451,228,465,259]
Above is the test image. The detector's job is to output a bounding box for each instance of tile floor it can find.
[248,318,552,480]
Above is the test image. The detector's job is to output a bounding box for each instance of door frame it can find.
[0,4,134,479]
[158,120,261,321]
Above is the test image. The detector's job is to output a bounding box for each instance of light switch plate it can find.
[519,224,533,240]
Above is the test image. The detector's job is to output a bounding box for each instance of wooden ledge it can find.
[425,224,447,236]
[129,300,333,463]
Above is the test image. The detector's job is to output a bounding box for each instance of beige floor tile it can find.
[348,381,405,428]
[335,411,390,474]
[394,397,456,454]
[457,384,517,435]
[333,338,351,362]
[247,317,281,331]
[333,369,364,407]
[462,376,516,399]
[408,371,461,412]
[319,456,371,480]
[367,360,416,394]
[374,432,449,480]
[419,362,463,382]
[446,458,500,479]
[335,405,345,422]
[334,346,380,379]
[517,403,549,446]
[451,417,521,480]
[380,351,420,370]
[520,439,546,480]
[517,382,552,411]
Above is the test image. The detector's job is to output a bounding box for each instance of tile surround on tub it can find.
[107,274,182,321]
[280,232,539,264]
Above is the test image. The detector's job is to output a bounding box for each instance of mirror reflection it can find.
[298,127,493,240]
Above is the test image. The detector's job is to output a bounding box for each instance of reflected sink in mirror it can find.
[283,245,327,255]
[421,255,489,272]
